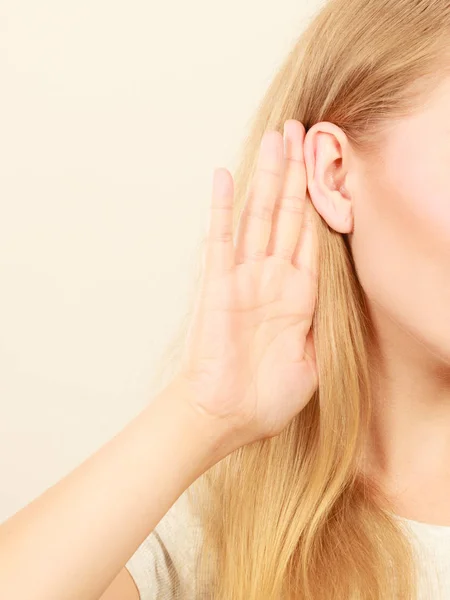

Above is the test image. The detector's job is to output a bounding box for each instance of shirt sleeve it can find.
[125,490,203,600]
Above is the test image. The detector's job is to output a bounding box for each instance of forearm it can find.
[0,378,232,600]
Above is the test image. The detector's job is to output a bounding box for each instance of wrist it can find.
[152,377,238,470]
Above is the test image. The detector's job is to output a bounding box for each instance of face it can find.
[304,77,450,378]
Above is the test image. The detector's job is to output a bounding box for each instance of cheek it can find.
[349,143,450,363]
[387,143,450,250]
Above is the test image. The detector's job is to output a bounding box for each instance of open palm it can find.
[179,120,319,443]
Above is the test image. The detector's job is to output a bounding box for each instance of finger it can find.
[203,168,235,277]
[267,120,307,261]
[292,194,319,281]
[234,131,284,264]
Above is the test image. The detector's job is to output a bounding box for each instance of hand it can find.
[177,120,319,446]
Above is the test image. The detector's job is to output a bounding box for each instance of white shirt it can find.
[393,514,450,599]
[126,492,450,599]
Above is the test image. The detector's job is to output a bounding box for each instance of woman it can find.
[1,0,450,598]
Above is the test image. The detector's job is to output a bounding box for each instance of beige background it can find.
[0,0,318,521]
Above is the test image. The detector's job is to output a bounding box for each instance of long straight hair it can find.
[152,1,450,597]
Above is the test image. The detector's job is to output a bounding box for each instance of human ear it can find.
[303,122,354,234]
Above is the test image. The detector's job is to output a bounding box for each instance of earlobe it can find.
[303,123,354,235]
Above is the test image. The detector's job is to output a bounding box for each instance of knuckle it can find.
[273,247,293,261]
[246,204,273,223]
[243,248,266,261]
[302,212,314,228]
[276,195,305,214]
[210,204,233,214]
[258,165,281,178]
[207,231,234,243]
[285,156,305,166]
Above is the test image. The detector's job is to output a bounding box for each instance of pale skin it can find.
[1,76,450,596]
[303,80,450,525]
[321,76,450,525]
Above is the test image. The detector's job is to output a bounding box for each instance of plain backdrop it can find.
[0,0,320,522]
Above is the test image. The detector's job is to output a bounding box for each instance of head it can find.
[154,0,450,598]
[304,81,450,378]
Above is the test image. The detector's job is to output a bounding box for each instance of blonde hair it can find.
[151,0,450,598]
